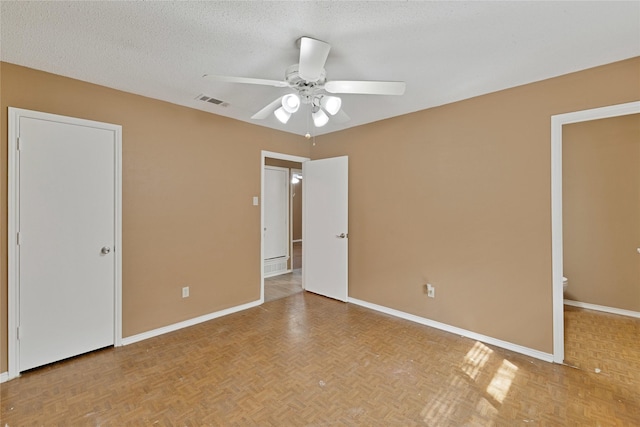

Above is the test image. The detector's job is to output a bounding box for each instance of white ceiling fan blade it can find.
[251,96,283,120]
[332,109,351,124]
[298,37,331,83]
[325,80,406,95]
[203,74,289,88]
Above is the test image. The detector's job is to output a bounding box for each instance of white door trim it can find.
[260,151,310,303]
[550,101,640,363]
[7,107,123,380]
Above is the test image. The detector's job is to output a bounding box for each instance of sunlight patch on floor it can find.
[461,341,493,381]
[475,396,499,418]
[420,341,520,424]
[486,359,518,404]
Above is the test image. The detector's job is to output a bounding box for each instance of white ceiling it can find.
[1,1,639,136]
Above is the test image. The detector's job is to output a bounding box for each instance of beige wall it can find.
[0,63,310,372]
[2,57,639,372]
[563,114,640,311]
[310,57,640,353]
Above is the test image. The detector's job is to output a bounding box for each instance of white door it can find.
[17,113,118,372]
[303,156,348,301]
[264,166,289,260]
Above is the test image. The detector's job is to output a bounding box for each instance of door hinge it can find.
[17,232,21,246]
[17,137,22,151]
[17,327,20,340]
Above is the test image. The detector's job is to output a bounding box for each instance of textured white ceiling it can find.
[1,1,639,136]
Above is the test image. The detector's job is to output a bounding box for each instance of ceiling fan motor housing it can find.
[285,64,326,104]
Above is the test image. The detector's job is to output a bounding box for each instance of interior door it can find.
[18,115,116,372]
[264,166,289,260]
[303,156,348,301]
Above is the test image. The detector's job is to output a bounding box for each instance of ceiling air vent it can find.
[195,94,228,107]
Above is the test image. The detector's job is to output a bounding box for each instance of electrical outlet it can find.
[182,286,190,298]
[427,283,435,298]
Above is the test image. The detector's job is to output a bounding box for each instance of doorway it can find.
[263,157,304,302]
[7,108,122,379]
[261,151,309,302]
[264,165,291,277]
[261,151,350,304]
[291,168,303,270]
[550,101,640,363]
[263,165,304,303]
[562,112,640,373]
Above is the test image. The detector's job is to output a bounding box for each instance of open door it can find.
[303,156,348,302]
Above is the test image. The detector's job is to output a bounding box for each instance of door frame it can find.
[260,151,309,302]
[7,107,123,380]
[550,101,640,363]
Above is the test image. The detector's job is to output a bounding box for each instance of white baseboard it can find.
[348,298,554,363]
[0,371,9,383]
[121,299,262,346]
[564,299,640,319]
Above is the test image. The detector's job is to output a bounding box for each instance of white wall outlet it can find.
[182,286,190,298]
[252,196,259,206]
[427,283,435,298]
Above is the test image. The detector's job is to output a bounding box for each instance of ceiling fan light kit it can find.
[274,107,291,124]
[312,108,330,127]
[204,36,406,133]
[320,95,342,116]
[281,93,300,113]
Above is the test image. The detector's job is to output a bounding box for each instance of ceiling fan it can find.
[203,37,406,128]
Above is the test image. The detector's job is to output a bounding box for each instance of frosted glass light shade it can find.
[274,107,291,124]
[321,95,341,115]
[312,109,329,127]
[282,94,300,113]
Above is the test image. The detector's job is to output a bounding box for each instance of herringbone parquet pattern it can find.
[1,294,639,425]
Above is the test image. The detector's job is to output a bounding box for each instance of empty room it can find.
[1,2,639,425]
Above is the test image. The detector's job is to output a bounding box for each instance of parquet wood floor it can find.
[1,293,638,426]
[264,269,302,302]
[564,305,640,392]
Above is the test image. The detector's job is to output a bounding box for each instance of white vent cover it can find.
[195,94,228,107]
[264,257,288,277]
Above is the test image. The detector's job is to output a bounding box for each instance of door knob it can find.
[637,248,640,254]
[101,246,111,255]
[336,233,348,239]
